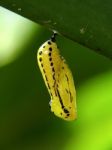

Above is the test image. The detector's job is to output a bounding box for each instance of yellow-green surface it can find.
[0,8,112,150]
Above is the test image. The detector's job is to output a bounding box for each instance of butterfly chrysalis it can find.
[37,33,77,121]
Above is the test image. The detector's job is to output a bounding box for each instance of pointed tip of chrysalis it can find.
[50,30,58,42]
[51,33,57,42]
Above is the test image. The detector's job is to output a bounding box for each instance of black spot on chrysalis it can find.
[39,51,42,55]
[49,47,52,51]
[39,57,42,62]
[49,53,51,56]
[48,41,51,45]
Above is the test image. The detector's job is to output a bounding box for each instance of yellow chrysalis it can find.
[37,33,77,121]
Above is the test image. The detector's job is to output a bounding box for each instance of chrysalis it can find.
[37,33,77,121]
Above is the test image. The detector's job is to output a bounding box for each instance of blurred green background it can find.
[0,7,112,150]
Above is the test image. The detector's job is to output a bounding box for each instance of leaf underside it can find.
[1,0,112,59]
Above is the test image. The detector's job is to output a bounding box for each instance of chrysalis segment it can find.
[37,34,77,121]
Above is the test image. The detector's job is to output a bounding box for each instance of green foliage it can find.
[0,5,112,150]
[1,0,112,59]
